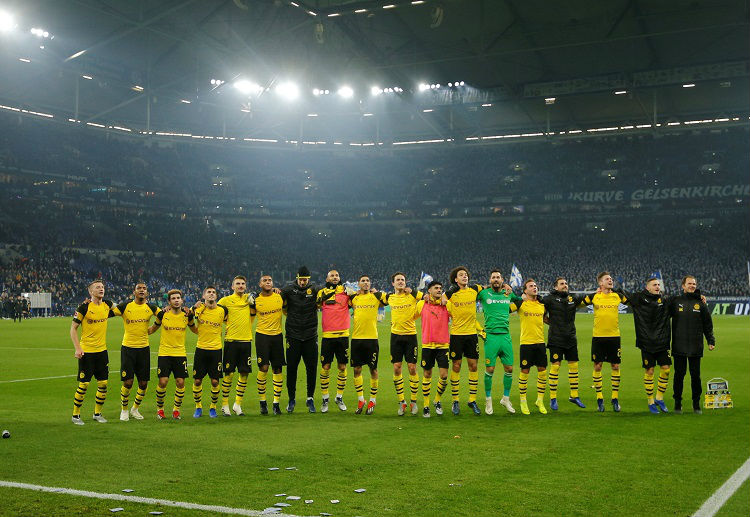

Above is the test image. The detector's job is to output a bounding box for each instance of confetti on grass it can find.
[354,488,366,493]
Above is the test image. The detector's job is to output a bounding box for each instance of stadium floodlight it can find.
[0,11,17,32]
[614,90,627,95]
[459,81,465,86]
[418,83,428,91]
[338,85,354,99]
[313,88,321,96]
[180,99,191,104]
[682,83,695,88]
[383,4,396,9]
[545,97,556,105]
[81,75,93,80]
[18,57,30,62]
[371,86,383,96]
[412,0,425,4]
[355,8,367,13]
[234,79,262,95]
[327,13,340,17]
[276,81,300,100]
[423,108,433,112]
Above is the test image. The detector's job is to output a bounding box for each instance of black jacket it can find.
[622,290,671,353]
[669,290,715,357]
[541,290,588,348]
[280,282,320,341]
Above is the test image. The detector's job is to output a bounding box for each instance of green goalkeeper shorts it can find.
[484,332,513,368]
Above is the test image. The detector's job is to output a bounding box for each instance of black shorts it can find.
[591,337,622,365]
[520,343,548,369]
[449,334,479,361]
[256,333,286,369]
[77,350,109,383]
[390,334,418,364]
[321,337,349,366]
[193,348,223,380]
[351,339,379,369]
[641,349,672,369]
[120,346,150,382]
[548,345,579,363]
[157,356,189,379]
[224,340,252,374]
[421,348,449,370]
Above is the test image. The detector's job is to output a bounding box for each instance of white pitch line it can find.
[0,347,70,351]
[0,480,303,516]
[692,456,750,517]
[0,367,156,384]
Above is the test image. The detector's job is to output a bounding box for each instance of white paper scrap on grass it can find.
[286,496,300,500]
[305,500,313,504]
[330,499,339,503]
[262,509,281,514]
[354,488,366,493]
[121,489,134,493]
[149,513,163,516]
[268,468,280,471]
[285,467,297,470]
[274,502,291,507]
[110,509,124,513]
[274,494,286,497]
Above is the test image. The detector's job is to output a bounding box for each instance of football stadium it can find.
[0,1,748,516]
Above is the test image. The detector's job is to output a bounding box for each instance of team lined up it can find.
[69,266,716,424]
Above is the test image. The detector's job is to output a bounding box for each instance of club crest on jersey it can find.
[694,303,700,310]
[568,296,573,302]
[307,288,312,295]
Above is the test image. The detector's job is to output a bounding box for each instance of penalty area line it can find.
[0,480,302,516]
[692,456,750,517]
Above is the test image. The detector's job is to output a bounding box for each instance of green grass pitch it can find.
[0,314,747,517]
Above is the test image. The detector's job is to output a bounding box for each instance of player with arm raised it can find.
[383,272,423,416]
[189,286,227,419]
[415,280,451,418]
[69,280,114,425]
[582,272,628,413]
[443,266,483,416]
[109,282,159,421]
[251,275,287,415]
[349,275,387,414]
[217,276,254,416]
[541,277,589,411]
[477,270,521,415]
[316,270,351,413]
[510,279,548,415]
[148,289,194,420]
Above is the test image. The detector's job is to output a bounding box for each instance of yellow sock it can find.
[173,386,185,411]
[336,369,347,398]
[221,374,233,406]
[94,380,108,414]
[656,367,670,401]
[409,373,419,403]
[568,362,579,398]
[393,373,405,402]
[320,368,330,397]
[210,385,220,409]
[536,370,547,402]
[549,363,560,399]
[422,377,431,407]
[133,387,146,409]
[644,372,655,404]
[593,369,603,400]
[193,384,203,409]
[435,377,448,402]
[73,381,89,416]
[354,375,364,401]
[120,385,131,410]
[611,369,621,399]
[468,370,479,403]
[369,378,378,401]
[235,373,248,405]
[257,370,267,401]
[272,373,283,403]
[450,370,460,401]
[518,371,529,401]
[155,386,166,409]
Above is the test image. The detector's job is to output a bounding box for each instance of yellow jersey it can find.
[583,291,628,337]
[251,293,285,336]
[218,293,254,341]
[350,291,386,339]
[195,304,228,350]
[73,300,114,353]
[510,299,545,345]
[155,309,190,357]
[112,300,159,348]
[444,284,483,335]
[384,291,423,335]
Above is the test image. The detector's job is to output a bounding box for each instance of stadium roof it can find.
[0,0,748,142]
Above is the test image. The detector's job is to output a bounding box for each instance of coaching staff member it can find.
[669,275,715,414]
[280,266,320,413]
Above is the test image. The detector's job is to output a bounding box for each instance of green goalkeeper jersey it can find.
[477,288,523,334]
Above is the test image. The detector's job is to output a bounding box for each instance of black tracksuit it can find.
[669,290,715,407]
[541,290,588,350]
[280,282,320,400]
